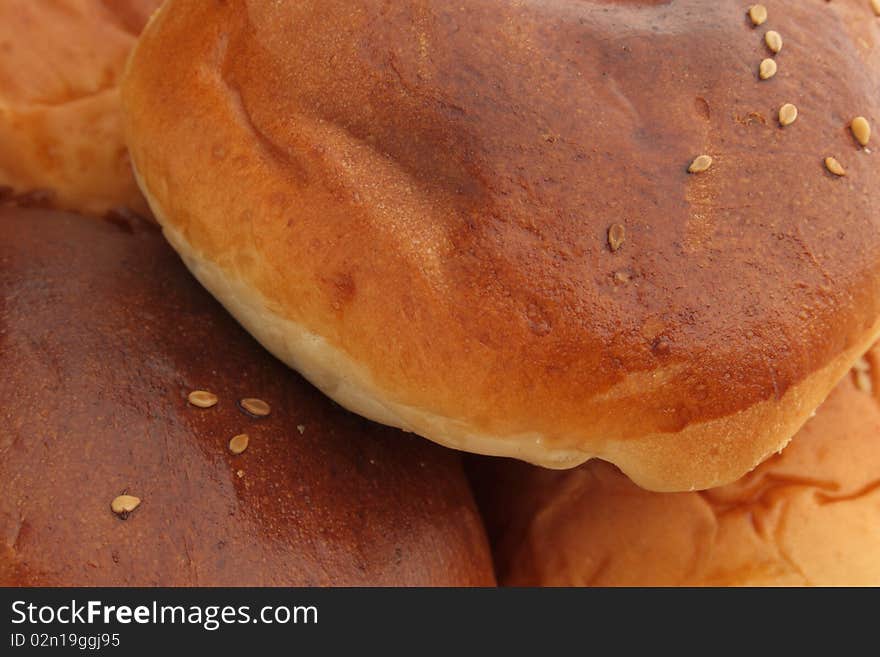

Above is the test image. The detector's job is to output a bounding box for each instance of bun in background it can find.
[0,207,494,586]
[470,356,880,586]
[0,0,160,215]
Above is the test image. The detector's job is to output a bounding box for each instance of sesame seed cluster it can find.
[685,3,873,183]
[110,391,276,518]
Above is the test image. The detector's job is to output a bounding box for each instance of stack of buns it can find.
[0,0,493,587]
[2,0,878,586]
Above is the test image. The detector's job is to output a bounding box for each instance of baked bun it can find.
[0,0,160,215]
[0,207,494,587]
[469,353,880,586]
[123,0,880,491]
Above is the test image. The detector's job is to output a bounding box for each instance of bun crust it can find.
[469,353,880,586]
[0,207,494,586]
[0,0,160,215]
[124,0,880,491]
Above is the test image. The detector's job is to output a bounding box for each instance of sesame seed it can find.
[239,398,271,417]
[855,369,873,394]
[765,30,783,53]
[688,155,713,174]
[236,469,245,478]
[779,103,798,127]
[748,4,768,26]
[111,494,141,517]
[187,390,218,408]
[229,433,250,455]
[759,58,777,80]
[851,116,871,147]
[825,157,846,176]
[296,424,306,435]
[607,224,626,252]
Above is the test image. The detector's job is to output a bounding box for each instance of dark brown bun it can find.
[123,0,880,491]
[0,0,160,216]
[0,207,494,586]
[469,353,880,586]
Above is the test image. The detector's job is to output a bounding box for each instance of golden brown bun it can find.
[0,0,160,216]
[470,353,880,586]
[123,0,880,491]
[0,207,494,587]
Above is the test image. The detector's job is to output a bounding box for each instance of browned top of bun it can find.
[0,207,494,586]
[0,0,160,215]
[470,351,880,586]
[123,0,880,490]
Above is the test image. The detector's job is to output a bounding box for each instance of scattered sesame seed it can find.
[613,271,631,284]
[229,433,250,455]
[748,4,768,26]
[688,155,713,174]
[855,368,873,394]
[765,30,783,53]
[239,398,271,417]
[187,390,218,408]
[607,224,626,252]
[779,103,798,127]
[111,494,141,517]
[236,469,245,478]
[854,357,871,373]
[851,116,871,147]
[825,157,846,176]
[759,58,777,80]
[296,424,306,435]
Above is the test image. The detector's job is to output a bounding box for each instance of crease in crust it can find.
[0,84,119,111]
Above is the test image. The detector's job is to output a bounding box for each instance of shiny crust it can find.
[123,0,880,490]
[469,352,880,586]
[0,208,495,586]
[0,0,160,215]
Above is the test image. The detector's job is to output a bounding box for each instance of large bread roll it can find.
[0,0,160,215]
[123,0,880,491]
[470,353,880,586]
[0,207,494,586]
